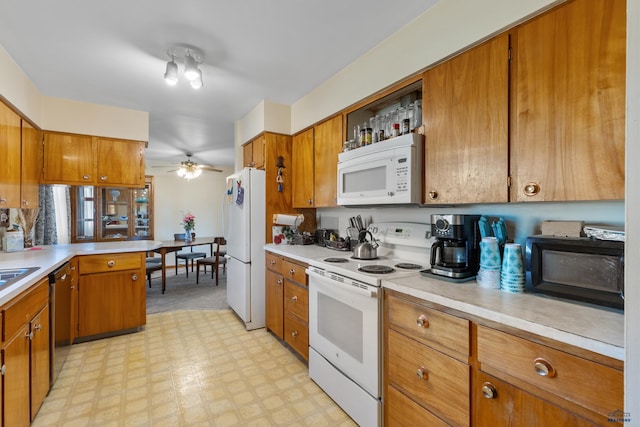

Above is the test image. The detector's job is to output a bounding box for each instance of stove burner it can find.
[395,263,423,270]
[324,257,349,263]
[358,265,395,274]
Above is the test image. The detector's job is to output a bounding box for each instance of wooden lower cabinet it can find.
[0,278,50,426]
[77,252,146,339]
[474,371,597,427]
[384,289,623,426]
[265,252,308,360]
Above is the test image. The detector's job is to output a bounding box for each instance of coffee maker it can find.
[430,214,481,279]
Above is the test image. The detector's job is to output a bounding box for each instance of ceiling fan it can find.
[155,153,223,180]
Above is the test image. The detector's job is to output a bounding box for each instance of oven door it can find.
[307,268,381,397]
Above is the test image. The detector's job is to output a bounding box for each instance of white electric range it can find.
[306,222,433,427]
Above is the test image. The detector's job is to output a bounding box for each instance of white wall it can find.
[145,163,235,250]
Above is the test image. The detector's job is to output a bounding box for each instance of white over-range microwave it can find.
[337,132,423,206]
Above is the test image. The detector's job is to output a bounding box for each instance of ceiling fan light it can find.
[164,59,178,85]
[176,167,187,177]
[190,69,203,89]
[193,167,203,178]
[184,53,199,80]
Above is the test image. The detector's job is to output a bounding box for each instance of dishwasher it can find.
[48,262,72,385]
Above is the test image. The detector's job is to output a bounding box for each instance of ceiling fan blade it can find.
[200,165,223,172]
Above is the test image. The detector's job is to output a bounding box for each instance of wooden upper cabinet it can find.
[292,128,314,207]
[20,120,42,209]
[423,33,509,204]
[243,136,265,169]
[0,101,21,208]
[95,137,145,187]
[313,115,343,207]
[43,132,95,184]
[43,132,146,187]
[510,0,626,202]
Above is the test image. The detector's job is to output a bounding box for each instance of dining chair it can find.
[146,258,162,287]
[174,233,207,278]
[196,237,227,286]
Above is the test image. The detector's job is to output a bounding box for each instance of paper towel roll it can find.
[272,214,304,226]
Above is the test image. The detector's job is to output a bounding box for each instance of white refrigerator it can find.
[224,168,266,330]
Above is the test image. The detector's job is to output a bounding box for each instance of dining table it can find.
[152,236,217,294]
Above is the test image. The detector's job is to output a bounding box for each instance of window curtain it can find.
[35,185,69,245]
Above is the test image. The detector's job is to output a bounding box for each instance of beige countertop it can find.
[264,243,624,361]
[0,240,160,306]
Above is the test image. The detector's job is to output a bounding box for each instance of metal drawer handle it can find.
[416,314,429,328]
[107,260,116,268]
[533,358,556,377]
[481,382,497,399]
[291,295,298,302]
[416,366,428,380]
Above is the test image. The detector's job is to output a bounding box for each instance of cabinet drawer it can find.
[385,385,449,427]
[281,259,307,285]
[265,252,282,272]
[284,313,308,361]
[477,325,623,419]
[3,278,48,341]
[78,253,142,274]
[386,292,469,360]
[284,280,308,322]
[387,329,470,426]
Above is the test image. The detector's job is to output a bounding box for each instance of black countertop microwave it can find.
[525,236,624,310]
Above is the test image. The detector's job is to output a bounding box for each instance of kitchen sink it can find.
[0,267,40,287]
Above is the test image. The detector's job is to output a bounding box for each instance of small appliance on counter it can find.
[428,214,481,280]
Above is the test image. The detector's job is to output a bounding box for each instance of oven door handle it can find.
[308,269,379,298]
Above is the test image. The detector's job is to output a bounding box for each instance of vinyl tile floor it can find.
[33,310,356,426]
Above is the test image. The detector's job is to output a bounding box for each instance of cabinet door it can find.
[243,142,253,168]
[0,101,21,208]
[96,137,145,187]
[20,120,41,209]
[252,136,265,169]
[511,0,625,202]
[313,115,343,207]
[78,269,144,337]
[30,306,50,421]
[265,269,284,339]
[43,132,95,184]
[292,128,315,207]
[474,371,596,427]
[2,324,31,427]
[423,33,509,204]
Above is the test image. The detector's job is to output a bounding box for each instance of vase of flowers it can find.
[181,213,195,242]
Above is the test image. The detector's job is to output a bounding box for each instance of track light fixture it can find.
[164,45,204,90]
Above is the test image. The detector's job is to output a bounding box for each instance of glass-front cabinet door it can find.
[70,176,153,242]
[101,187,130,240]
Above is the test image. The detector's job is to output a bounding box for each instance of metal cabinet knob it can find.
[0,197,6,203]
[308,199,313,205]
[22,200,29,206]
[131,274,138,281]
[107,260,116,268]
[416,366,428,380]
[289,268,295,275]
[291,295,298,302]
[481,382,497,399]
[533,357,556,377]
[291,330,298,338]
[523,182,541,197]
[33,324,42,331]
[416,314,429,328]
[428,190,438,200]
[277,279,283,285]
[83,175,90,180]
[26,331,34,340]
[269,259,275,265]
[0,365,5,375]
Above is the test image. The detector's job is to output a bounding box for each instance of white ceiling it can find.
[0,0,438,167]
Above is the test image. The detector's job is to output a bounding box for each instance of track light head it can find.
[164,58,178,85]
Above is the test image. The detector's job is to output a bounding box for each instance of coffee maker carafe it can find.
[430,214,480,279]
